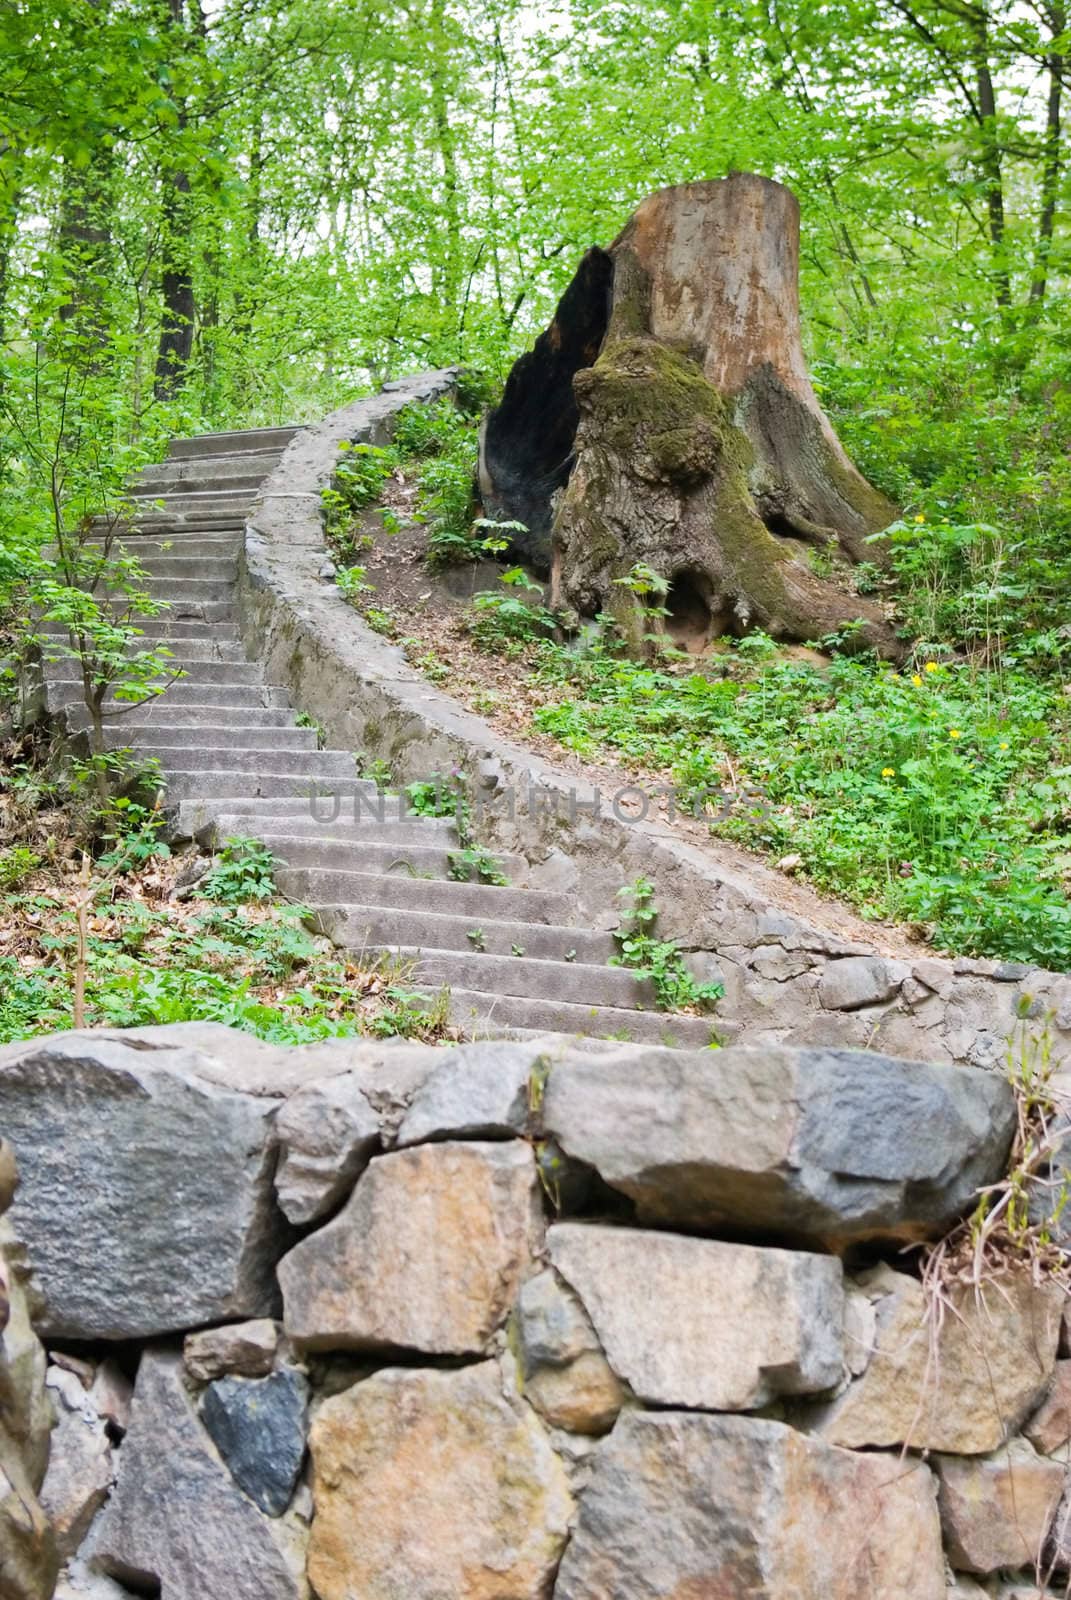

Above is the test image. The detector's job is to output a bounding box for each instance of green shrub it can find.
[199,837,279,903]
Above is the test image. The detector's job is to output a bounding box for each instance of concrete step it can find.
[134,461,272,493]
[39,630,246,664]
[126,487,256,512]
[162,773,371,802]
[102,555,239,581]
[66,701,296,730]
[203,805,460,837]
[180,791,385,817]
[442,989,721,1049]
[152,748,356,778]
[111,516,247,537]
[101,724,318,752]
[96,577,235,605]
[398,947,654,1010]
[40,615,242,642]
[286,874,569,925]
[185,830,465,877]
[168,426,301,460]
[218,821,460,855]
[323,903,615,963]
[45,659,266,686]
[48,536,243,564]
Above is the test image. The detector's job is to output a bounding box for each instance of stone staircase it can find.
[40,424,718,1048]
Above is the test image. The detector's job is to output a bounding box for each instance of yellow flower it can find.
[911,673,923,687]
[948,728,961,739]
[999,741,1009,750]
[924,661,939,673]
[882,767,896,777]
[914,514,926,524]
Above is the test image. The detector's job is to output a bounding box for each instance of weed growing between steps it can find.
[612,877,724,1014]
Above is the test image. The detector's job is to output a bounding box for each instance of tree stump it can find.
[480,175,899,656]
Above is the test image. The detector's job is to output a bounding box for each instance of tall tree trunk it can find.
[0,168,18,352]
[154,164,194,400]
[482,176,899,659]
[154,0,194,401]
[1031,3,1065,305]
[427,0,462,341]
[972,17,1011,307]
[57,152,114,342]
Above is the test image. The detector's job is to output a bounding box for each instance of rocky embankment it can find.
[1,1022,1069,1597]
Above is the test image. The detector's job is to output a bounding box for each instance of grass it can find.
[0,855,455,1045]
[529,636,1071,968]
[0,739,457,1046]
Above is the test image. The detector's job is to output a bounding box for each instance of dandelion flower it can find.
[948,728,961,739]
[925,662,939,673]
[914,514,926,524]
[882,767,896,777]
[999,741,1009,750]
[912,673,923,687]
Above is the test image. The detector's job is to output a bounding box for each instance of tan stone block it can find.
[935,1437,1064,1574]
[816,1265,1061,1453]
[308,1361,573,1600]
[279,1140,542,1355]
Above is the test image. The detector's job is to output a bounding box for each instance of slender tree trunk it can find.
[57,154,114,342]
[972,17,1010,307]
[427,0,463,340]
[1031,3,1065,305]
[0,141,19,351]
[154,164,195,400]
[154,0,195,400]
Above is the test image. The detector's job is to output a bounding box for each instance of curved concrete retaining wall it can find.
[238,376,1071,1069]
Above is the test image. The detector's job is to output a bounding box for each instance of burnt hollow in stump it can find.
[478,247,613,570]
[480,175,900,657]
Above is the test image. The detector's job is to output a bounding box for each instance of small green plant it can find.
[610,876,724,1013]
[97,798,171,873]
[336,565,374,603]
[322,441,399,560]
[447,846,508,886]
[364,984,451,1038]
[467,927,487,951]
[468,569,556,650]
[0,846,41,890]
[511,943,525,957]
[613,563,670,603]
[295,711,327,748]
[199,837,279,903]
[405,776,469,830]
[364,607,397,637]
[361,755,394,789]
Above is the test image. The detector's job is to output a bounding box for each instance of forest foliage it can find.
[1,0,1070,975]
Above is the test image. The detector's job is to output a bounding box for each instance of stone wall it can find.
[2,1022,1070,1598]
[237,377,1071,1071]
[1,1137,59,1600]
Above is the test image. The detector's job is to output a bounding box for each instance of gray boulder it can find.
[272,1044,438,1224]
[541,1044,1015,1248]
[201,1369,308,1517]
[0,1033,290,1339]
[394,1039,546,1146]
[90,1351,300,1600]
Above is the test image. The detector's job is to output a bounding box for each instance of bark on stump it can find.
[480,174,899,656]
